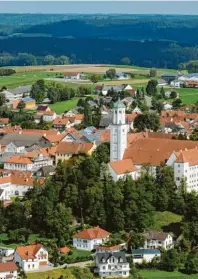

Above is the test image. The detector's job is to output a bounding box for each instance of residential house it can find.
[170,79,182,87]
[65,108,79,117]
[56,142,95,164]
[14,243,48,271]
[2,85,32,103]
[0,246,15,257]
[163,103,173,110]
[34,165,55,177]
[22,97,36,109]
[109,159,138,181]
[94,251,130,278]
[64,72,80,80]
[0,262,18,279]
[132,249,161,263]
[42,111,56,122]
[53,117,71,131]
[37,105,51,112]
[73,226,111,251]
[101,84,133,96]
[0,170,45,199]
[142,231,174,250]
[116,72,130,80]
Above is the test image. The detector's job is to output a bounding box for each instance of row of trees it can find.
[0,53,70,67]
[0,68,15,76]
[30,79,92,104]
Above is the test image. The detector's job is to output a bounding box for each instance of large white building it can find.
[14,243,48,272]
[142,231,174,250]
[110,99,128,162]
[132,249,161,264]
[72,226,111,251]
[95,251,130,278]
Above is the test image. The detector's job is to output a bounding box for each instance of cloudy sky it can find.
[0,1,198,15]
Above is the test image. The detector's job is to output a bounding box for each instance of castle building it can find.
[110,99,128,162]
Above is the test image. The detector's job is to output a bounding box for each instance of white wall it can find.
[73,236,109,251]
[0,269,17,279]
[109,165,137,182]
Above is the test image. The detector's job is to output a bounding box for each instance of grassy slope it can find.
[27,268,76,279]
[149,211,182,231]
[49,98,81,113]
[139,270,198,279]
[0,71,61,88]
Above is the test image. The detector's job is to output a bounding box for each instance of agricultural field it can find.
[49,98,82,114]
[0,71,62,88]
[27,268,75,279]
[139,270,198,279]
[177,88,198,104]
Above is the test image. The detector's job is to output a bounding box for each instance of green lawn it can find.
[71,249,92,259]
[49,97,81,113]
[177,88,198,104]
[0,71,62,88]
[139,270,198,279]
[149,211,182,231]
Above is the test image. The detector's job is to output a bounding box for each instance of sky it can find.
[1,1,198,15]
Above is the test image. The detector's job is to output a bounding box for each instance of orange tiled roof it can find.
[0,171,44,187]
[21,129,59,136]
[43,110,55,116]
[43,134,65,143]
[16,243,44,260]
[0,262,18,272]
[75,114,84,121]
[59,246,70,254]
[56,142,94,154]
[6,155,32,165]
[124,138,198,166]
[175,148,198,166]
[53,117,70,126]
[73,226,110,240]
[109,159,137,175]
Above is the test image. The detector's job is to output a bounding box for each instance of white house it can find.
[163,103,173,110]
[14,243,48,272]
[132,249,161,263]
[109,159,138,181]
[116,72,130,80]
[0,262,18,279]
[42,111,56,122]
[72,226,111,251]
[95,251,130,278]
[0,246,15,257]
[142,231,174,250]
[5,142,26,154]
[170,79,182,88]
[64,72,80,80]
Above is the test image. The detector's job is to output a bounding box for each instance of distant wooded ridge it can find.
[1,14,198,68]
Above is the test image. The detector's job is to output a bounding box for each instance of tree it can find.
[160,86,165,98]
[184,251,198,274]
[146,80,158,96]
[172,98,182,109]
[133,112,160,132]
[149,68,157,77]
[30,80,46,103]
[121,57,131,65]
[160,249,180,271]
[106,69,116,80]
[17,100,25,110]
[43,55,55,65]
[17,53,37,66]
[57,55,70,65]
[90,74,101,84]
[170,91,177,99]
[0,93,6,106]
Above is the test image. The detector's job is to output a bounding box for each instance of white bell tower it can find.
[110,99,127,162]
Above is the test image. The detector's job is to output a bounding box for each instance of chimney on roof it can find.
[26,251,29,255]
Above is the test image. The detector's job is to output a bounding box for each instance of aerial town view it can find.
[0,0,198,278]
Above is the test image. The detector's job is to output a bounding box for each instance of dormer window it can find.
[102,258,106,263]
[119,258,123,263]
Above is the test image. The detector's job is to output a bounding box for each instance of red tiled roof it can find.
[53,118,70,126]
[0,262,18,272]
[16,244,44,260]
[64,72,79,76]
[96,244,122,251]
[59,246,70,254]
[175,148,198,166]
[124,138,198,166]
[109,159,137,175]
[43,111,56,116]
[75,114,84,121]
[73,226,110,240]
[43,134,65,143]
[56,142,94,154]
[6,156,32,165]
[37,105,50,112]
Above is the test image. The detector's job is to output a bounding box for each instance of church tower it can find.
[110,99,127,162]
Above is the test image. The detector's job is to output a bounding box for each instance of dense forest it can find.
[1,14,198,68]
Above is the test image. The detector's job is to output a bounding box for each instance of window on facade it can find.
[178,164,180,167]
